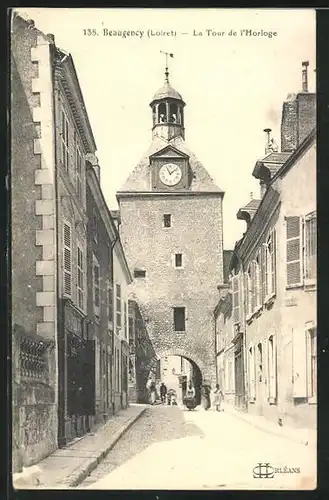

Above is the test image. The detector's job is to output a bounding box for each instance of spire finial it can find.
[160,50,174,83]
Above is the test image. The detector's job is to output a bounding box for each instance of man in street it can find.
[160,382,167,404]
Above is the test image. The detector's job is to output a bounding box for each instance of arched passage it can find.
[149,348,205,406]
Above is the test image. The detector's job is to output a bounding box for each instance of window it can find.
[248,346,256,402]
[108,287,113,323]
[128,317,134,341]
[175,253,183,268]
[265,229,277,297]
[173,307,186,332]
[77,246,84,310]
[307,328,317,400]
[257,343,263,384]
[163,214,172,227]
[116,348,120,391]
[286,216,302,287]
[231,274,240,324]
[124,302,128,339]
[134,269,146,278]
[267,335,277,404]
[93,209,98,244]
[304,211,316,281]
[93,260,100,313]
[116,284,122,329]
[76,147,83,202]
[63,223,72,296]
[61,110,69,171]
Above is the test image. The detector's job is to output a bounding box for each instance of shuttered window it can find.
[307,328,317,400]
[286,216,302,287]
[292,328,307,398]
[63,223,72,296]
[76,147,83,202]
[124,302,128,339]
[232,275,240,324]
[244,272,250,316]
[77,246,84,311]
[255,254,261,308]
[108,287,113,323]
[61,110,69,171]
[248,346,256,401]
[267,335,277,404]
[270,229,277,295]
[304,211,316,281]
[116,284,122,329]
[250,263,256,313]
[261,243,267,304]
[93,259,100,311]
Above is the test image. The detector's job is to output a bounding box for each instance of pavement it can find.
[222,402,317,448]
[12,404,147,490]
[80,404,317,491]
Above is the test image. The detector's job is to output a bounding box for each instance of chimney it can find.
[302,61,309,92]
[250,192,253,200]
[264,128,272,154]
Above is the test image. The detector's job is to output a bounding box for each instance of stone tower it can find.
[116,63,224,384]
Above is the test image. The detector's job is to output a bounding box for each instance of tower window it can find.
[163,214,171,228]
[175,253,183,267]
[134,269,146,278]
[173,307,186,332]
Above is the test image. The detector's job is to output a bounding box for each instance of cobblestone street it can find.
[81,404,316,490]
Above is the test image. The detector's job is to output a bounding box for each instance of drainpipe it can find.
[110,233,119,414]
[231,246,248,410]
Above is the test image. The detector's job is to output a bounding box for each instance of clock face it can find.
[159,163,183,186]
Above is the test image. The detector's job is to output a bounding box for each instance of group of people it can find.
[185,381,224,412]
[146,376,224,411]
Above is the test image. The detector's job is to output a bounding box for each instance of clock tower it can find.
[116,61,225,389]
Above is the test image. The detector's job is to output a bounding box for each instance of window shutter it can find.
[249,347,256,400]
[63,223,72,296]
[286,216,302,286]
[261,244,267,303]
[292,328,307,398]
[271,229,277,295]
[251,261,256,312]
[232,275,240,324]
[244,272,249,315]
[271,336,277,402]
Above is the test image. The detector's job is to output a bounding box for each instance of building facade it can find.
[11,12,132,466]
[117,68,225,387]
[225,64,316,427]
[11,13,63,470]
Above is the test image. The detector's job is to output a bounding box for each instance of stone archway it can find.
[155,347,206,379]
[153,347,205,406]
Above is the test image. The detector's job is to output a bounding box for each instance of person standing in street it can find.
[160,382,167,404]
[201,383,212,410]
[150,380,156,405]
[213,383,223,411]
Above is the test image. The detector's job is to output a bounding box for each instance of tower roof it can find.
[117,135,224,195]
[151,81,183,103]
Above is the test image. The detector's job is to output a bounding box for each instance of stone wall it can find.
[11,13,58,469]
[119,194,224,386]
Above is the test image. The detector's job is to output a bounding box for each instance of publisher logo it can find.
[253,463,301,479]
[253,463,274,479]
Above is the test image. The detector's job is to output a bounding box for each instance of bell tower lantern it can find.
[150,52,185,141]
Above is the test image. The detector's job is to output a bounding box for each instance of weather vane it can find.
[160,50,174,83]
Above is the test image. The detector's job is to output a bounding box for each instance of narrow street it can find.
[80,405,316,490]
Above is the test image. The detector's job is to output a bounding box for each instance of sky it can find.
[17,8,316,249]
